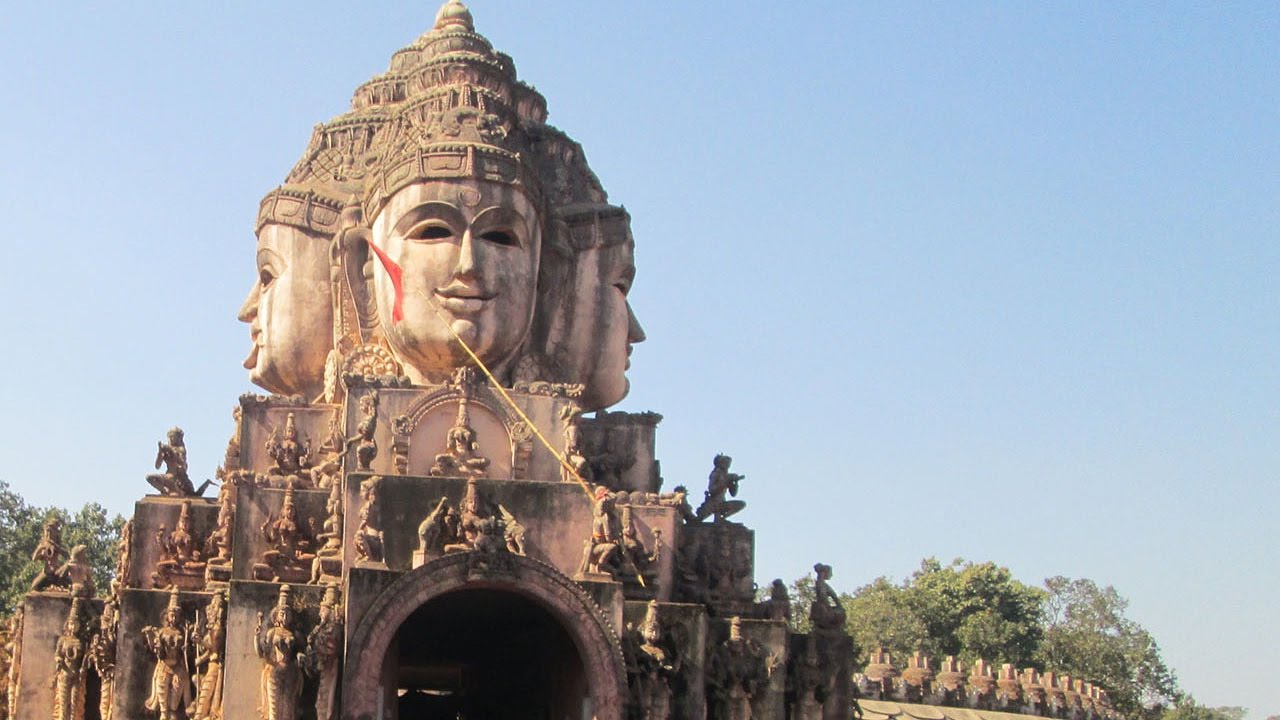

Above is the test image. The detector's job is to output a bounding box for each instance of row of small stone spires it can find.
[855,649,1119,720]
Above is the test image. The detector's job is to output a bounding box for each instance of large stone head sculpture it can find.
[239,186,345,400]
[361,3,547,385]
[240,0,646,404]
[536,205,646,410]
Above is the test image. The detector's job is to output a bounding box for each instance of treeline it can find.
[0,481,124,615]
[780,558,1246,720]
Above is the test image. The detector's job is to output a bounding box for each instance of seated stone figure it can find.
[430,400,491,477]
[147,427,197,497]
[153,501,207,590]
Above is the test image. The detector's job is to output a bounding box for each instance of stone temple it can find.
[4,5,1125,720]
[5,3,856,720]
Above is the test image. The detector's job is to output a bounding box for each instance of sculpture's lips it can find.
[434,285,496,314]
[242,330,261,369]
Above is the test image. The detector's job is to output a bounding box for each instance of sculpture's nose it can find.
[454,229,479,280]
[238,282,260,323]
[627,303,646,344]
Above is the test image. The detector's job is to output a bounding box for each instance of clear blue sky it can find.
[0,2,1275,715]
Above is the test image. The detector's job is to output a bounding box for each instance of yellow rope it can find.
[420,290,648,587]
[421,293,593,499]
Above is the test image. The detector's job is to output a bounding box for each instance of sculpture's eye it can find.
[407,224,453,241]
[259,268,276,288]
[479,229,518,247]
[614,281,631,296]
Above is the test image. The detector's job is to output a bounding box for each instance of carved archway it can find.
[342,552,626,720]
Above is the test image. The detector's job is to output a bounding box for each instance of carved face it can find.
[568,238,645,410]
[370,179,540,382]
[238,222,333,399]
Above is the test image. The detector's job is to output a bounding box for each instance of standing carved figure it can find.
[304,587,344,720]
[190,590,227,720]
[113,520,133,593]
[347,392,379,471]
[87,600,119,720]
[255,585,302,720]
[625,600,678,720]
[142,589,192,720]
[354,477,385,563]
[31,516,69,592]
[204,486,234,584]
[147,428,199,497]
[694,455,746,523]
[808,563,846,632]
[51,600,90,720]
[6,608,22,720]
[706,617,774,720]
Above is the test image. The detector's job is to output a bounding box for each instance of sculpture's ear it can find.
[333,222,380,347]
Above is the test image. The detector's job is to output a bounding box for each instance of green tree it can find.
[903,558,1045,667]
[0,481,125,615]
[1161,697,1245,720]
[837,558,1044,668]
[842,576,927,666]
[1039,576,1180,720]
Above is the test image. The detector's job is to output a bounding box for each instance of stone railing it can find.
[854,649,1119,720]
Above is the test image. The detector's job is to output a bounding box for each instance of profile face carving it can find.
[238,222,333,399]
[370,178,541,382]
[567,238,645,409]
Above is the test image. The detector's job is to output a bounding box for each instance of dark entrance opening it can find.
[387,587,589,720]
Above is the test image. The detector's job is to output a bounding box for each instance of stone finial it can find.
[434,0,474,32]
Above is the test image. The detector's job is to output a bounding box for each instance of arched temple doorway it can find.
[391,588,584,719]
[342,554,626,720]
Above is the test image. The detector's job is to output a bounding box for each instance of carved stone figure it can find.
[429,400,491,477]
[255,585,302,720]
[354,477,385,564]
[706,617,774,720]
[303,587,344,720]
[497,504,527,556]
[147,428,202,497]
[578,487,621,577]
[760,579,791,623]
[154,502,206,590]
[349,392,378,471]
[57,546,95,598]
[143,589,193,720]
[561,415,593,484]
[6,608,22,719]
[310,482,344,584]
[204,485,234,585]
[31,516,69,592]
[808,563,846,632]
[253,487,316,583]
[265,413,313,486]
[617,505,661,588]
[190,590,227,720]
[87,600,119,720]
[694,455,746,522]
[416,496,457,561]
[788,635,829,720]
[113,520,133,592]
[311,414,345,489]
[624,600,677,720]
[658,485,698,524]
[442,478,488,554]
[51,599,90,720]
